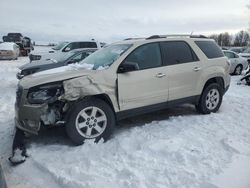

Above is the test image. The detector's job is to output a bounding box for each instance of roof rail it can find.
[124,37,145,41]
[146,34,207,40]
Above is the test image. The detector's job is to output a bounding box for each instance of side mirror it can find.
[66,60,75,65]
[118,61,139,73]
[64,47,71,52]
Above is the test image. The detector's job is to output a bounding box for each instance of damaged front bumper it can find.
[15,87,48,134]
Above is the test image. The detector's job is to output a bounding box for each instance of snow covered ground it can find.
[0,48,250,188]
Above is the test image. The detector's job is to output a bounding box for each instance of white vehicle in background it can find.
[29,40,102,62]
[0,42,20,60]
[239,47,250,65]
[223,50,248,75]
[228,47,246,54]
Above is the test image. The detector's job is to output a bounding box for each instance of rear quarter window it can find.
[195,41,224,59]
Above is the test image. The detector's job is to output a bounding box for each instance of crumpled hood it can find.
[19,64,95,89]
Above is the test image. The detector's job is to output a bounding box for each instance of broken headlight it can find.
[27,83,63,104]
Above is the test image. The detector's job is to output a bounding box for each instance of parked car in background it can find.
[223,50,248,75]
[29,40,102,62]
[17,48,97,79]
[2,33,33,56]
[0,42,20,60]
[239,47,250,64]
[229,47,246,54]
[15,35,230,145]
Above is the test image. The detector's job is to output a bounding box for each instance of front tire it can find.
[196,83,223,114]
[66,98,115,145]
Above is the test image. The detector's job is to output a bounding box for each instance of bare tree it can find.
[209,34,219,43]
[234,30,250,46]
[212,32,232,47]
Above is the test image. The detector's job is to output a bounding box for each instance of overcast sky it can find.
[0,0,249,44]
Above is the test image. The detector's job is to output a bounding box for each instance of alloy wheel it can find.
[205,89,220,110]
[75,106,107,139]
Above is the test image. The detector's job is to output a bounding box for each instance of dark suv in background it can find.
[17,48,97,79]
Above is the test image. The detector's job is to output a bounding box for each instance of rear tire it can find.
[66,98,115,145]
[234,65,243,75]
[196,83,223,114]
[246,76,250,85]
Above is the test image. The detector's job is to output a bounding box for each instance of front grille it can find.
[16,85,23,107]
[29,54,41,61]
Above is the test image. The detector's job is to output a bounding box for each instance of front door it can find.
[117,43,169,111]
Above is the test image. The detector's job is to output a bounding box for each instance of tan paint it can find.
[16,37,231,134]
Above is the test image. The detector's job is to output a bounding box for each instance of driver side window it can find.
[63,42,80,52]
[71,53,83,62]
[125,43,162,70]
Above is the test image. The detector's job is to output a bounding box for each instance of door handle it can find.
[193,67,201,72]
[156,73,166,78]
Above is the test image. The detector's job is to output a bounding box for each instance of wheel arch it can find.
[90,94,116,114]
[197,76,225,105]
[203,77,225,91]
[65,93,116,120]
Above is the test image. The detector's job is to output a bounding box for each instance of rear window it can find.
[195,41,224,59]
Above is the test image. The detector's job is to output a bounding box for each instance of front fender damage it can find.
[61,76,117,109]
[62,76,103,100]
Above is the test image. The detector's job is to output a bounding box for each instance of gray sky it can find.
[0,0,249,44]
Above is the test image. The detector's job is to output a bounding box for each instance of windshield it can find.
[243,48,250,53]
[50,50,77,63]
[79,44,132,69]
[52,42,69,50]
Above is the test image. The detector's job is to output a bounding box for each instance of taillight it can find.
[226,60,230,72]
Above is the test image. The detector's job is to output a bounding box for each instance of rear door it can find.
[160,41,202,101]
[117,43,169,110]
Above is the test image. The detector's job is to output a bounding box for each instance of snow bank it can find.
[96,65,109,70]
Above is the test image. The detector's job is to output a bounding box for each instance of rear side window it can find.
[195,41,224,59]
[224,51,235,59]
[125,43,162,70]
[160,41,198,66]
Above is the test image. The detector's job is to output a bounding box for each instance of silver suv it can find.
[29,40,101,62]
[15,35,230,145]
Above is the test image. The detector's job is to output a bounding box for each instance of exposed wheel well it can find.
[203,77,225,91]
[195,77,225,105]
[91,94,115,113]
[202,77,225,97]
[64,94,116,123]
